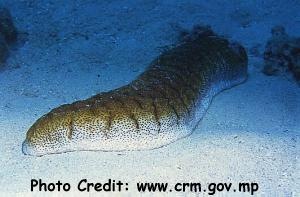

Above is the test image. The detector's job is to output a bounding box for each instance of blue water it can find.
[0,0,299,196]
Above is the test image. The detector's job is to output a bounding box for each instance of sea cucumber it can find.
[22,26,248,156]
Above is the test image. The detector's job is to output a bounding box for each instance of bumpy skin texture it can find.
[22,27,248,156]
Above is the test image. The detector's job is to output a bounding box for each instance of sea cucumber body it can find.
[22,27,247,156]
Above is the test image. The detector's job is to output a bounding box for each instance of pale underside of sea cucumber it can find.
[22,26,248,156]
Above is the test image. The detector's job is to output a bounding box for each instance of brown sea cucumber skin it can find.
[22,27,248,156]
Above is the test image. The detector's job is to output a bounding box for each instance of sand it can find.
[0,0,299,196]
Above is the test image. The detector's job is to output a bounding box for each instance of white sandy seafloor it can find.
[0,0,299,196]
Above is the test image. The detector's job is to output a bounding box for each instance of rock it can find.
[0,34,9,65]
[263,26,300,82]
[0,7,18,44]
[0,7,18,67]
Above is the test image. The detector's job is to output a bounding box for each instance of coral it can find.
[263,26,300,82]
